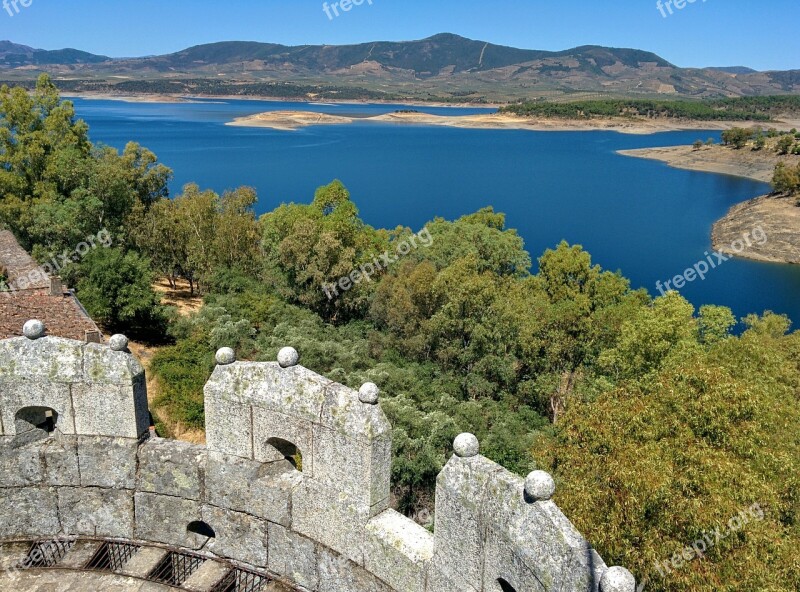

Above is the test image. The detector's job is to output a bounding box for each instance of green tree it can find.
[261,180,389,322]
[534,320,800,592]
[777,134,795,155]
[63,247,168,337]
[697,304,736,345]
[721,127,754,149]
[0,75,171,254]
[129,198,188,289]
[149,183,262,294]
[772,162,800,195]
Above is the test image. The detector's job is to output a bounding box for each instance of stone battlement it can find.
[0,321,636,592]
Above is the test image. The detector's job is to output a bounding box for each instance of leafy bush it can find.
[62,247,169,338]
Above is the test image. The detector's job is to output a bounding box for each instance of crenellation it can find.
[364,509,433,592]
[0,322,637,592]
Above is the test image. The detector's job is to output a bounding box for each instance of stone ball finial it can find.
[23,319,46,340]
[600,566,637,592]
[453,433,480,458]
[109,334,129,352]
[215,347,236,365]
[277,346,299,368]
[524,470,556,502]
[359,382,380,405]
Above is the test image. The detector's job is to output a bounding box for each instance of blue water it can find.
[71,97,800,327]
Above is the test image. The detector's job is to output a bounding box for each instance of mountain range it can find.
[1,34,798,102]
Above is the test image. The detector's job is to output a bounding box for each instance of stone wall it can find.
[0,322,636,592]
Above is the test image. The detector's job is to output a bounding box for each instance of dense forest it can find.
[0,77,397,102]
[500,95,800,121]
[2,76,799,592]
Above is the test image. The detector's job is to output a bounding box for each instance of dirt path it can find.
[129,278,205,443]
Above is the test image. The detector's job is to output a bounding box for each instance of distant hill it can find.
[0,40,109,66]
[706,66,759,74]
[1,34,797,102]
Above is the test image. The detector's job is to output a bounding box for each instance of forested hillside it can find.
[2,76,798,592]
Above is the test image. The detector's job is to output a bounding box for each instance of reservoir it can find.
[71,97,800,327]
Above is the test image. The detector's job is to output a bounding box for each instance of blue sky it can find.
[1,0,798,71]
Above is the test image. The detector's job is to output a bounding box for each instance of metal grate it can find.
[148,550,205,586]
[210,568,273,592]
[25,539,74,567]
[85,541,141,572]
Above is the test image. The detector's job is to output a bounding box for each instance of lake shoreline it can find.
[64,93,800,135]
[711,195,800,265]
[619,144,800,264]
[225,109,798,135]
[61,91,498,109]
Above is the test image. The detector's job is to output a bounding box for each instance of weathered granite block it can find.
[205,362,329,421]
[430,455,500,592]
[58,540,104,569]
[0,437,44,487]
[481,466,605,592]
[77,436,138,489]
[319,382,391,440]
[118,546,168,578]
[134,492,203,548]
[41,435,80,487]
[0,487,59,538]
[317,547,394,592]
[205,451,299,526]
[0,337,83,383]
[426,566,480,592]
[483,527,548,592]
[204,396,252,459]
[309,425,367,496]
[267,522,319,591]
[0,377,76,436]
[82,343,145,385]
[138,439,206,501]
[71,383,147,439]
[364,510,432,592]
[202,505,269,567]
[293,478,370,567]
[369,434,392,518]
[182,560,231,592]
[58,486,134,538]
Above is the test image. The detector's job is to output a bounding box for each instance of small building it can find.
[0,230,102,342]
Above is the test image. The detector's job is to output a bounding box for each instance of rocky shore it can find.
[619,144,800,264]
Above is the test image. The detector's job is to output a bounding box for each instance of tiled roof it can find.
[0,230,102,341]
[0,291,102,341]
[0,230,50,291]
